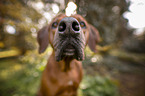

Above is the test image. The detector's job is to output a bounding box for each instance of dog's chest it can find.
[46,58,82,95]
[68,80,73,86]
[51,68,81,96]
[57,68,80,86]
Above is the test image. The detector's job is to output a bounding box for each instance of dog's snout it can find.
[58,17,81,35]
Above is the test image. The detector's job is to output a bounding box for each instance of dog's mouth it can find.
[63,44,76,56]
[53,37,85,61]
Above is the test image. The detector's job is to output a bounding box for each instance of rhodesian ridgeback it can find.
[37,14,100,96]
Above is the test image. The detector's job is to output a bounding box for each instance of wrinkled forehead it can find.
[51,14,88,24]
[51,14,66,22]
[70,14,88,23]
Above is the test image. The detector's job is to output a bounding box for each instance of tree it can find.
[0,0,42,54]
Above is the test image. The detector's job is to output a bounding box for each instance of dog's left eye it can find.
[80,21,86,28]
[52,22,58,28]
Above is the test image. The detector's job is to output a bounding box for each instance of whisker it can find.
[71,38,85,49]
[74,36,85,47]
[54,39,64,49]
[53,40,60,48]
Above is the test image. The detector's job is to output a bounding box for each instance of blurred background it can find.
[0,0,145,96]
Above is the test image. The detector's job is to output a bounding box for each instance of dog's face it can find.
[37,14,100,61]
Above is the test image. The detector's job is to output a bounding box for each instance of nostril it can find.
[58,22,66,32]
[72,21,80,31]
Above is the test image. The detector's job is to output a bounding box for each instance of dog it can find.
[37,14,100,96]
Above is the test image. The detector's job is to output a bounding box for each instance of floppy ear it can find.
[37,26,49,54]
[88,24,100,53]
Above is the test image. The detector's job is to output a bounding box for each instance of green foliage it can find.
[0,61,40,96]
[0,49,49,96]
[80,76,119,96]
[0,0,43,52]
[0,48,120,96]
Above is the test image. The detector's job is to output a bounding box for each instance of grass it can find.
[0,49,119,96]
[0,58,41,96]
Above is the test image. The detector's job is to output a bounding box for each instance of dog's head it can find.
[37,14,100,61]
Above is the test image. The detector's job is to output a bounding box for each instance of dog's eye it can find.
[52,22,58,28]
[80,21,86,28]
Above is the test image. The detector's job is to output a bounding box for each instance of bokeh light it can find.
[5,25,16,34]
[65,2,77,16]
[52,4,59,14]
[124,0,145,29]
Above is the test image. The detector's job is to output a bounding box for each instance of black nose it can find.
[58,17,80,35]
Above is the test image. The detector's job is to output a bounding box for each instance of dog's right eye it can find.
[52,22,58,28]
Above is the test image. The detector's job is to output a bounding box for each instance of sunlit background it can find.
[5,0,145,36]
[124,0,145,35]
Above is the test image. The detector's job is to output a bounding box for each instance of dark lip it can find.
[63,48,75,56]
[62,44,76,56]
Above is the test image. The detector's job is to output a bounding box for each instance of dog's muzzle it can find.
[53,17,86,61]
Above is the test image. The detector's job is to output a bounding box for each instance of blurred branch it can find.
[109,49,145,66]
[97,45,113,53]
[0,48,21,58]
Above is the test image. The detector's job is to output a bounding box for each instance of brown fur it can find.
[37,14,100,96]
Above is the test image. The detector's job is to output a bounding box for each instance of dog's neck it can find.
[63,56,73,71]
[50,51,76,72]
